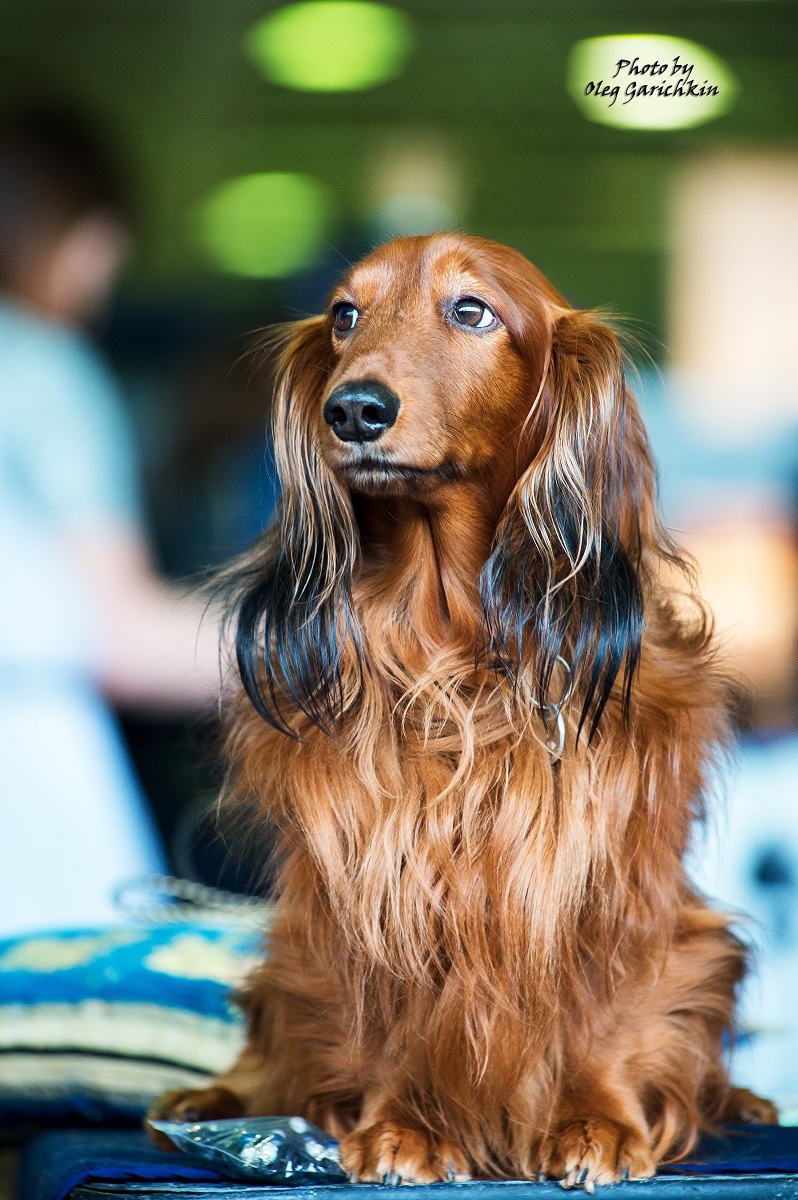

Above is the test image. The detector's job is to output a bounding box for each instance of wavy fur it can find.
[153,235,774,1186]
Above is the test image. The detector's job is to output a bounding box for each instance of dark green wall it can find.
[1,0,796,343]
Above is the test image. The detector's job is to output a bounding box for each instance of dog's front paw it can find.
[538,1117,655,1191]
[340,1120,470,1184]
[146,1086,245,1150]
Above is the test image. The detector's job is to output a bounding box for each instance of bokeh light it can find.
[245,1,413,93]
[568,35,737,130]
[196,172,330,278]
[365,132,464,240]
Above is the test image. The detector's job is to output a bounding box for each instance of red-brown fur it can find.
[151,235,776,1187]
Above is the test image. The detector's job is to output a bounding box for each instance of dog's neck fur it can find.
[352,484,503,655]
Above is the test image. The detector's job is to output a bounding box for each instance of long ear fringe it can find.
[220,318,361,737]
[481,310,651,741]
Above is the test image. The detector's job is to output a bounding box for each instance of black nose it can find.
[323,381,399,443]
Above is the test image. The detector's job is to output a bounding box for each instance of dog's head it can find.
[316,236,550,500]
[235,235,660,740]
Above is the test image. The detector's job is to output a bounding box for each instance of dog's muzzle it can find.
[323,381,400,443]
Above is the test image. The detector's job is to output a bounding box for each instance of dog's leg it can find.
[148,961,365,1147]
[721,1086,779,1125]
[632,908,778,1141]
[536,1079,655,1190]
[339,1093,471,1185]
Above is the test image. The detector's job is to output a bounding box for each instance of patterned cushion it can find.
[0,924,261,1125]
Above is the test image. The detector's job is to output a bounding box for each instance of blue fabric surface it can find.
[16,1129,224,1200]
[663,1124,798,1175]
[15,1124,798,1200]
[0,1096,143,1130]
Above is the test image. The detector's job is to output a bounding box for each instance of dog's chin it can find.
[335,456,463,498]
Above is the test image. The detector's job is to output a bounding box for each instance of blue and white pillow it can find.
[0,924,261,1125]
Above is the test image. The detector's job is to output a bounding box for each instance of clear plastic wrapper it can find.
[149,1115,348,1183]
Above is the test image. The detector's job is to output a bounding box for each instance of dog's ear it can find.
[482,309,655,739]
[230,316,361,736]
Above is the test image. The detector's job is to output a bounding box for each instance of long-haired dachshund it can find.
[152,235,776,1188]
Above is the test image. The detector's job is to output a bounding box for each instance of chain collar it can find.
[532,655,572,764]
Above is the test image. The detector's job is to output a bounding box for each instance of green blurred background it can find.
[2,0,795,336]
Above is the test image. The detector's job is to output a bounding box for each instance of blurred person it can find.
[643,150,798,1114]
[0,106,222,936]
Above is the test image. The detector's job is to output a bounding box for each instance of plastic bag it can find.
[149,1115,348,1183]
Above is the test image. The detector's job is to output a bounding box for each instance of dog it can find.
[151,235,776,1188]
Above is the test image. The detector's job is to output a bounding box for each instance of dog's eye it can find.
[332,303,359,335]
[452,298,496,330]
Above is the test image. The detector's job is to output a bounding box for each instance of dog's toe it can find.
[341,1121,470,1184]
[539,1117,655,1190]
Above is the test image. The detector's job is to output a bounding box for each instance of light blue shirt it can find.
[0,299,165,936]
[0,299,142,670]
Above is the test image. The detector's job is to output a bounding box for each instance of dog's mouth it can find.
[340,456,463,492]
